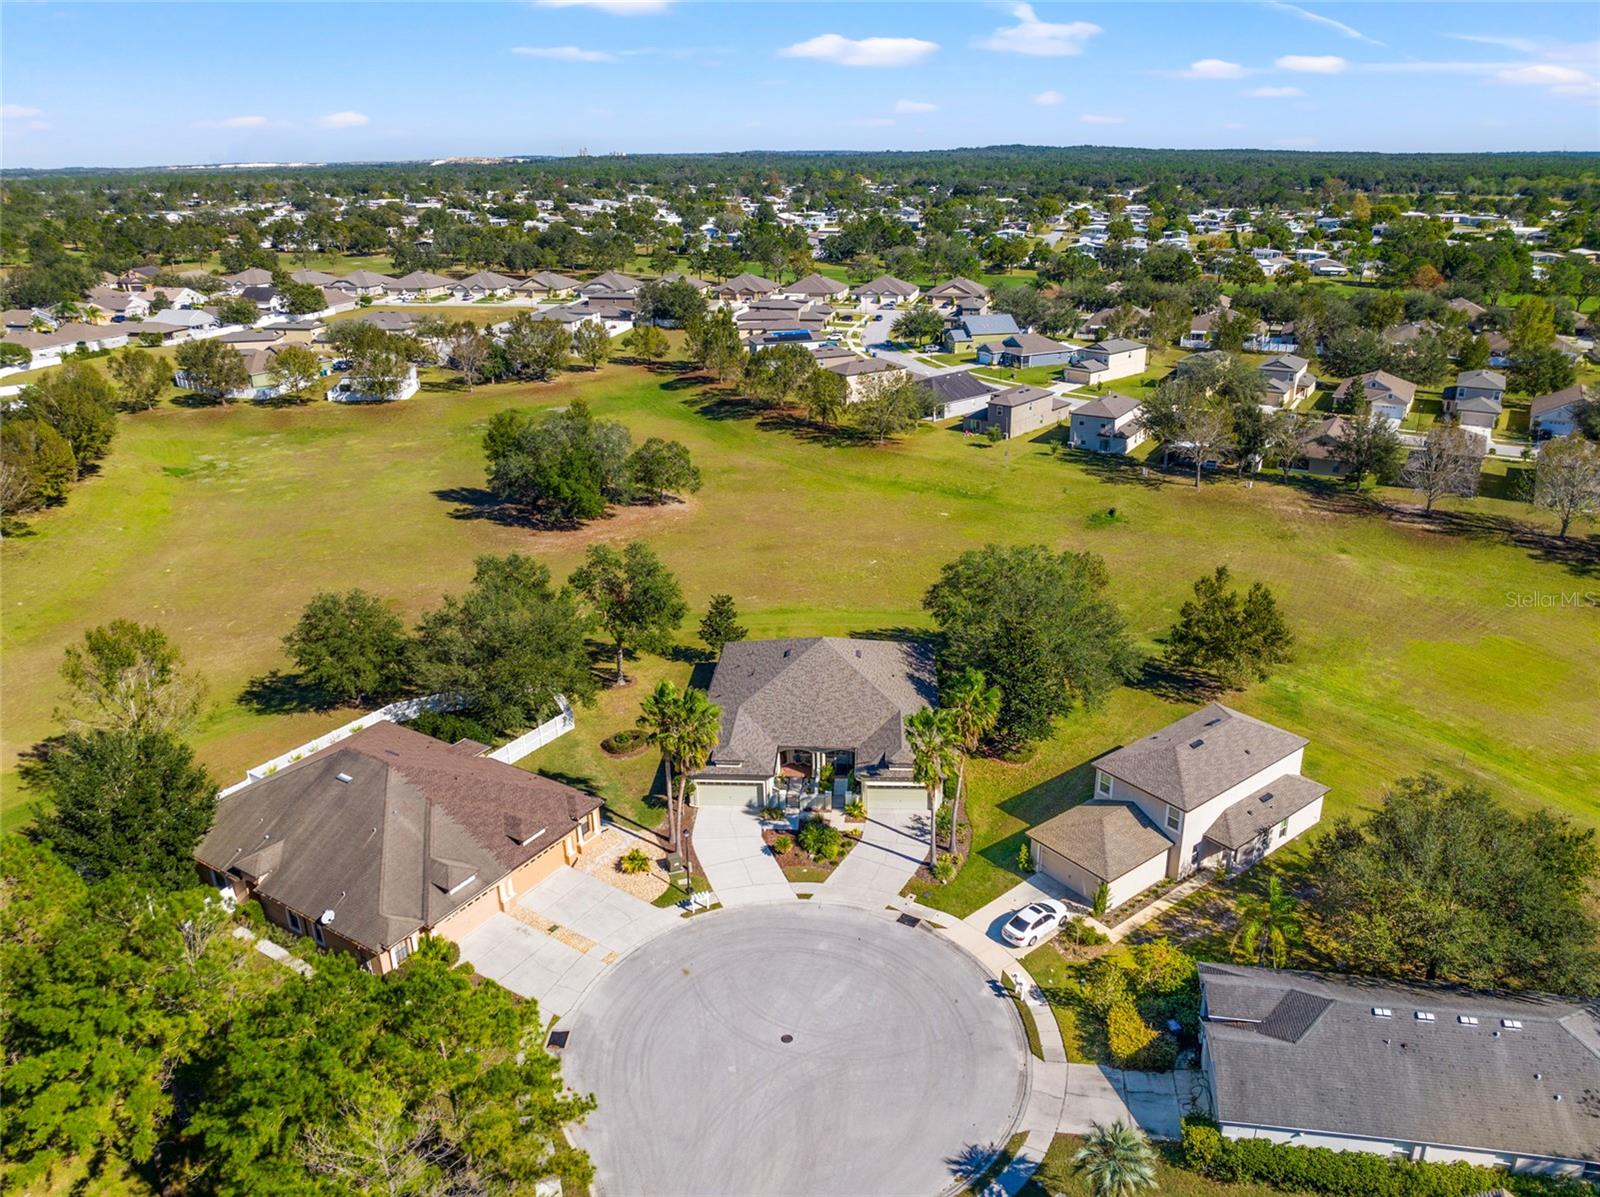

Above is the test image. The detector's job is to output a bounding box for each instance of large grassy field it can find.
[4,349,1597,920]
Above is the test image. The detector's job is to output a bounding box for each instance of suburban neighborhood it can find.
[3,3,1600,1197]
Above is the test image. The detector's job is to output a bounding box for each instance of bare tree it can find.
[1403,423,1484,513]
[1264,410,1311,479]
[1174,390,1234,488]
[299,1094,459,1197]
[1533,433,1600,539]
[449,326,489,391]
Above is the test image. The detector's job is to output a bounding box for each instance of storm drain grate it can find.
[780,1034,794,1044]
[896,914,922,928]
[547,1030,570,1050]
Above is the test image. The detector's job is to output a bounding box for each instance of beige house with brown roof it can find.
[1029,704,1327,910]
[195,721,601,973]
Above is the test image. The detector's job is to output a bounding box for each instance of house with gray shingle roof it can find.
[690,638,936,812]
[1028,704,1326,909]
[195,721,601,973]
[1068,392,1147,455]
[1199,963,1600,1178]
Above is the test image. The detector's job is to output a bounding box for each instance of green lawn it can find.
[1020,1134,1316,1197]
[5,347,1597,926]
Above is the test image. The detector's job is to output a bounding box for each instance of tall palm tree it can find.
[1071,1121,1157,1197]
[637,680,685,849]
[672,686,722,852]
[1231,874,1302,969]
[905,707,958,870]
[941,668,1000,856]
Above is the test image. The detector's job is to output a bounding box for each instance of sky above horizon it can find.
[2,1,1598,170]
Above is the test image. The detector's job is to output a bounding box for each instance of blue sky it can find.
[2,2,1597,169]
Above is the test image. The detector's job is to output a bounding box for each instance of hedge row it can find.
[1181,1119,1592,1197]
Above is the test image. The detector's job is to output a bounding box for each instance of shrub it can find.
[844,798,867,820]
[934,803,954,838]
[1105,999,1158,1064]
[601,728,645,754]
[759,803,786,822]
[1126,1031,1177,1072]
[1178,1117,1583,1197]
[1131,937,1197,995]
[618,847,651,875]
[771,834,792,855]
[1016,841,1033,872]
[406,709,497,746]
[1063,916,1109,948]
[1092,881,1110,918]
[1080,957,1132,1015]
[796,816,843,863]
[932,853,956,882]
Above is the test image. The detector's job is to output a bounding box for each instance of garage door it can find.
[691,781,764,808]
[861,782,929,811]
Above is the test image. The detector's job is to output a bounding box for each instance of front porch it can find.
[773,747,856,811]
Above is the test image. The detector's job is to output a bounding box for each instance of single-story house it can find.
[1060,338,1148,385]
[1082,306,1151,339]
[1529,384,1587,440]
[1028,703,1327,909]
[942,313,1021,353]
[1199,963,1600,1178]
[783,273,850,303]
[916,369,996,420]
[659,271,710,294]
[452,271,518,301]
[86,287,152,320]
[327,270,400,297]
[690,637,937,812]
[1068,392,1146,454]
[326,363,421,403]
[1447,296,1487,328]
[968,383,1066,440]
[925,276,990,311]
[1181,310,1222,350]
[578,270,643,298]
[223,266,275,289]
[514,270,581,298]
[711,272,780,304]
[976,332,1076,369]
[1444,369,1507,439]
[853,275,920,306]
[388,270,454,299]
[1333,370,1416,425]
[1258,354,1314,409]
[290,269,338,287]
[238,285,284,315]
[195,721,602,975]
[819,352,908,400]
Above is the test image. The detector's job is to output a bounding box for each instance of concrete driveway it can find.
[560,904,1028,1197]
[816,810,928,907]
[456,914,606,1018]
[963,872,1091,957]
[1060,1064,1187,1140]
[690,807,792,906]
[516,869,679,959]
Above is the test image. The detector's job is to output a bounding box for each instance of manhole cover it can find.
[547,1030,570,1050]
[896,914,921,928]
[780,1034,794,1044]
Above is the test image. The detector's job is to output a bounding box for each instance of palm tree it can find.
[940,668,1000,856]
[1231,874,1302,969]
[1071,1121,1157,1197]
[637,680,685,848]
[672,686,722,852]
[905,707,958,870]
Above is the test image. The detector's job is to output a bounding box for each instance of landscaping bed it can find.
[762,817,861,883]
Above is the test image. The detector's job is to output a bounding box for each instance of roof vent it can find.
[335,772,353,784]
[1371,1007,1392,1018]
[1189,739,1205,749]
[1457,1015,1479,1026]
[1415,1011,1436,1022]
[320,909,336,925]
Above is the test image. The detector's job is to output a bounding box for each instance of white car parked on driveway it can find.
[1000,898,1071,947]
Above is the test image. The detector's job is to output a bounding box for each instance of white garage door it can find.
[861,783,929,811]
[691,781,764,808]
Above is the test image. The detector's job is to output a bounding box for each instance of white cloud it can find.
[846,116,897,127]
[513,44,620,62]
[318,111,370,128]
[193,114,270,129]
[1244,85,1304,98]
[1263,1,1385,47]
[1,104,43,119]
[533,0,673,12]
[780,34,937,67]
[894,99,938,113]
[1276,54,1347,73]
[1080,114,1125,125]
[1033,89,1064,105]
[1181,58,1249,79]
[1278,135,1317,147]
[1496,63,1589,87]
[977,3,1101,57]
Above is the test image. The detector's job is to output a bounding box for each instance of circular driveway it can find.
[559,903,1028,1197]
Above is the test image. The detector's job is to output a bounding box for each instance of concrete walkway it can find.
[690,807,793,907]
[814,810,928,907]
[1105,872,1210,943]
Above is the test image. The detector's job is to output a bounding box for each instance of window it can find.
[1097,772,1112,797]
[312,921,326,947]
[391,937,412,967]
[1165,804,1181,832]
[1277,819,1289,840]
[285,910,303,934]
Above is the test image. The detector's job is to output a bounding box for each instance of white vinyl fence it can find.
[217,693,574,797]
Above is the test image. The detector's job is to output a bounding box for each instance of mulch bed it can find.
[761,825,859,877]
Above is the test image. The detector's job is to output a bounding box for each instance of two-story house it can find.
[1060,338,1148,386]
[1027,704,1327,910]
[1068,393,1146,454]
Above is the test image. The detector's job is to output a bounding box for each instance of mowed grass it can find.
[4,352,1597,921]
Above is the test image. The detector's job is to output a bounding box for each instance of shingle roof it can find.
[1529,383,1585,419]
[918,370,996,403]
[695,638,936,781]
[196,722,599,956]
[1260,354,1308,373]
[1201,775,1329,851]
[224,267,274,286]
[716,272,779,294]
[518,270,581,291]
[1090,337,1145,354]
[580,270,643,294]
[1200,963,1600,1164]
[988,383,1057,408]
[927,276,989,299]
[990,332,1069,355]
[788,272,849,296]
[1456,369,1507,390]
[342,270,401,288]
[1332,370,1416,406]
[1094,703,1308,810]
[959,314,1021,337]
[457,270,517,290]
[392,270,454,289]
[1028,800,1172,882]
[1074,393,1142,419]
[854,274,918,297]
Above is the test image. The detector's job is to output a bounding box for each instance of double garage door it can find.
[691,781,766,809]
[861,782,930,812]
